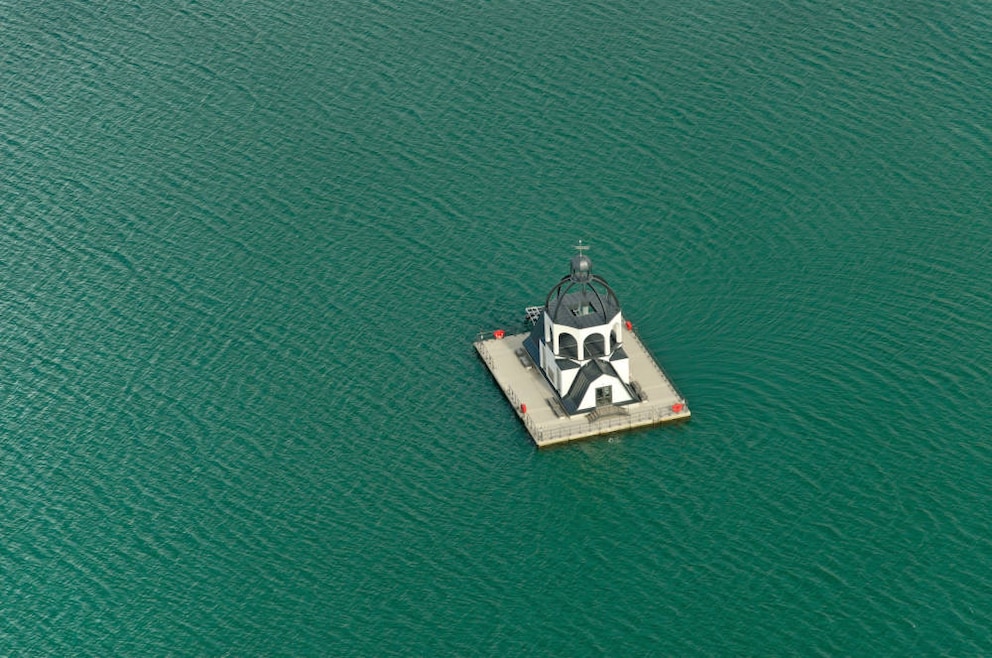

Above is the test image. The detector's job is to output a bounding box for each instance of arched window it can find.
[610,325,621,352]
[558,332,578,359]
[584,333,606,359]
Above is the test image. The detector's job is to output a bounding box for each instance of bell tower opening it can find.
[584,334,605,359]
[558,333,578,359]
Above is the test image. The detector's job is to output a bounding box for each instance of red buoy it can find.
[493,329,505,339]
[625,320,633,331]
[672,403,684,413]
[520,403,527,414]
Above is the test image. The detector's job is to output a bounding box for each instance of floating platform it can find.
[475,327,690,448]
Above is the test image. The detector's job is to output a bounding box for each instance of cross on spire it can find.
[574,240,590,255]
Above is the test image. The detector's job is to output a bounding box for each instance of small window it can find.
[570,304,596,317]
[595,386,612,406]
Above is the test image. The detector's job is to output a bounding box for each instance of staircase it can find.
[587,404,629,423]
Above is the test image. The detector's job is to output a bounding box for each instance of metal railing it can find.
[475,340,496,372]
[501,383,542,437]
[475,337,542,436]
[532,402,688,444]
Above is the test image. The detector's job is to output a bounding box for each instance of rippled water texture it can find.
[3,0,991,653]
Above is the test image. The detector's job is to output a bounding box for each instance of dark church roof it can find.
[560,358,634,414]
[544,253,621,329]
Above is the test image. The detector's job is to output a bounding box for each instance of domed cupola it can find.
[522,244,638,415]
[545,251,621,329]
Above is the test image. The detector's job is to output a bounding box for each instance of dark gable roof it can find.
[562,359,621,414]
[609,345,628,362]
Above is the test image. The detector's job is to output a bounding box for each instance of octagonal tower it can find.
[524,246,638,415]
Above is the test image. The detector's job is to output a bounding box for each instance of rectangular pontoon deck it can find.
[475,328,689,447]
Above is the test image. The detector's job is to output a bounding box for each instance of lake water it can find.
[3,0,991,653]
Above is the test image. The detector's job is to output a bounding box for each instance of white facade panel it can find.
[611,357,630,382]
[550,312,623,362]
[560,367,579,396]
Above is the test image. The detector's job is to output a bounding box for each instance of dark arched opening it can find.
[584,334,605,359]
[558,333,578,359]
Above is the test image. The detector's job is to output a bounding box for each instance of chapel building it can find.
[523,249,639,415]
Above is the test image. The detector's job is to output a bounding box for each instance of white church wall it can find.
[550,312,622,361]
[540,343,555,382]
[611,357,630,382]
[559,367,579,396]
[542,309,635,403]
